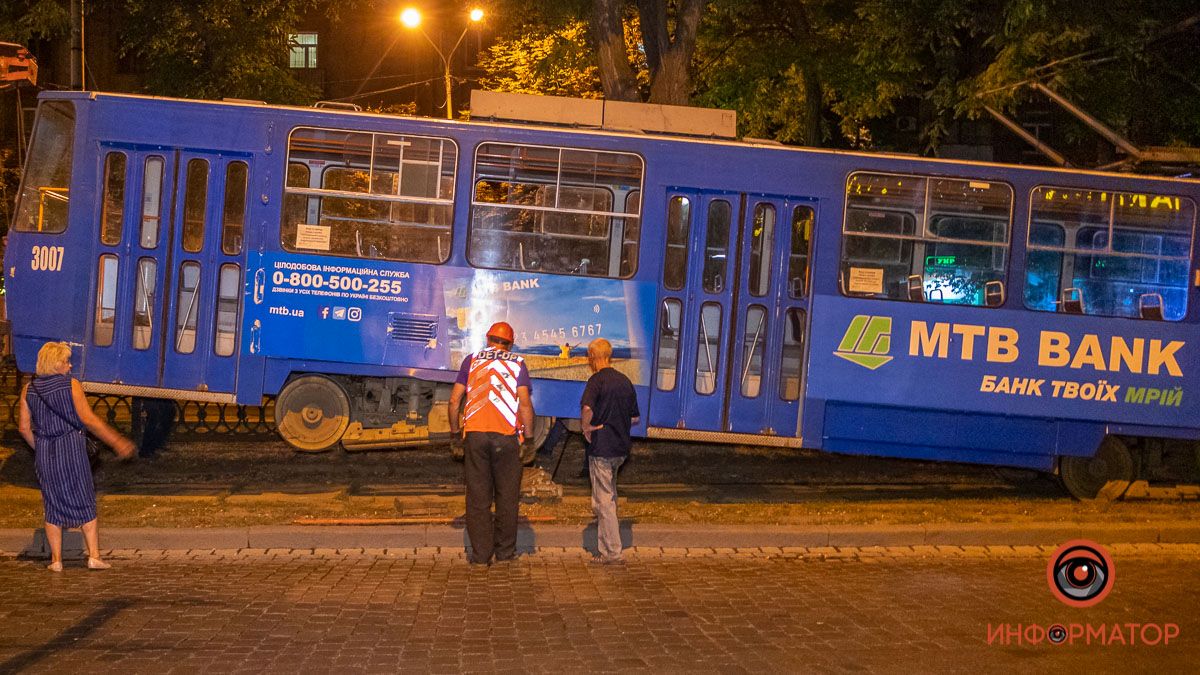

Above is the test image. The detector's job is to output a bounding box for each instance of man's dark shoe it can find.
[589,555,625,565]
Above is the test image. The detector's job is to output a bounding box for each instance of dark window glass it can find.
[655,299,682,392]
[618,190,641,277]
[1023,222,1065,313]
[694,302,722,395]
[100,152,126,245]
[175,262,201,354]
[469,142,643,278]
[747,203,775,297]
[1025,187,1195,320]
[739,306,767,397]
[182,159,208,253]
[841,173,1012,306]
[132,258,157,350]
[663,196,690,290]
[788,206,814,298]
[221,161,248,255]
[13,100,74,234]
[214,264,241,356]
[140,156,165,248]
[703,200,731,293]
[93,255,118,347]
[282,128,455,263]
[780,308,806,401]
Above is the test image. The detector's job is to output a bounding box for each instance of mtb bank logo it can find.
[834,315,893,370]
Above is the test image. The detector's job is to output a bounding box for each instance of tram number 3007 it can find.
[30,245,64,272]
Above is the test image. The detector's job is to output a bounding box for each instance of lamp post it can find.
[401,7,484,120]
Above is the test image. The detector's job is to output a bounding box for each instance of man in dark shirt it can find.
[580,338,640,564]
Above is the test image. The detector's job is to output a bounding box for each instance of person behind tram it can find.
[448,322,535,565]
[17,341,136,571]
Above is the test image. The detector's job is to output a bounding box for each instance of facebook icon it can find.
[320,307,330,319]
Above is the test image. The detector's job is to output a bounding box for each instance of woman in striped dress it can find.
[18,342,135,571]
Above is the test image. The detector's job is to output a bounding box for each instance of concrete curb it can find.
[4,521,1200,556]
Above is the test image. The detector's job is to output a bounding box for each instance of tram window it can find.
[282,128,456,263]
[93,255,119,347]
[663,196,690,290]
[656,299,682,392]
[620,191,641,277]
[13,100,73,234]
[1023,222,1066,313]
[739,306,767,397]
[140,156,165,248]
[214,264,241,357]
[779,308,806,401]
[747,204,775,297]
[470,142,643,278]
[694,302,722,395]
[132,258,157,350]
[841,173,1011,306]
[174,262,201,354]
[282,162,311,242]
[100,152,126,246]
[1025,187,1195,320]
[788,206,814,298]
[221,161,248,255]
[182,159,209,253]
[703,200,732,293]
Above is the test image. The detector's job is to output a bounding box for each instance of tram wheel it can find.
[275,375,351,452]
[1059,436,1135,501]
[522,416,554,466]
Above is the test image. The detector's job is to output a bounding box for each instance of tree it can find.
[104,0,334,103]
[485,0,701,105]
[593,0,703,104]
[477,21,604,99]
[0,1,70,45]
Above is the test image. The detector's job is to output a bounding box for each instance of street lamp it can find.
[400,7,484,120]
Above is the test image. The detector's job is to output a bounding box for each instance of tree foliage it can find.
[0,1,71,45]
[477,0,1200,159]
[106,0,328,103]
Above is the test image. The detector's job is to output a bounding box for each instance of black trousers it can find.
[463,431,522,563]
[132,397,176,457]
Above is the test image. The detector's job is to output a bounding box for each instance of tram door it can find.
[83,145,248,395]
[648,189,814,437]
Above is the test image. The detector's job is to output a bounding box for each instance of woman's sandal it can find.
[86,557,111,570]
[47,561,63,572]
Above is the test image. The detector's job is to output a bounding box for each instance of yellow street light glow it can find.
[469,8,484,22]
[400,7,421,28]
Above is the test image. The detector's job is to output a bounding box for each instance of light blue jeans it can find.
[589,455,625,559]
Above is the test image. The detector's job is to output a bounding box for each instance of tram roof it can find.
[41,89,1200,187]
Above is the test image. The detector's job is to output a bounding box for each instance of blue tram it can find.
[6,90,1199,498]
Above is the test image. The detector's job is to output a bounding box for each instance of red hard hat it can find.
[486,321,515,343]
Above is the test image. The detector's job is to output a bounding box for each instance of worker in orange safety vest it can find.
[448,321,535,565]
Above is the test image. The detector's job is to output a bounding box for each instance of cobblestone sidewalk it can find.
[1,546,1197,673]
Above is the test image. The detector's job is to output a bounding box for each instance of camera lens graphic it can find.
[1047,540,1115,607]
[1047,624,1068,644]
